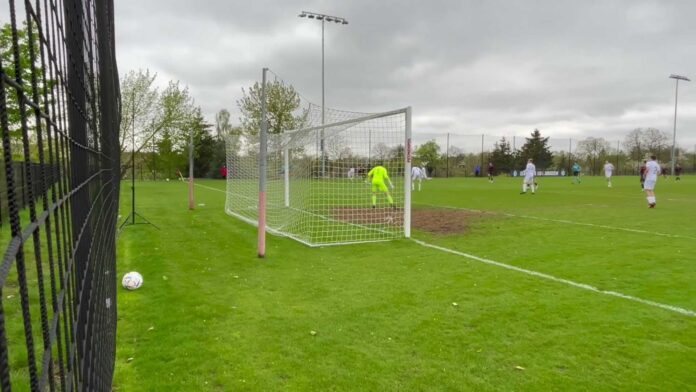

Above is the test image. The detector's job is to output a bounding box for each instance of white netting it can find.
[226,107,411,247]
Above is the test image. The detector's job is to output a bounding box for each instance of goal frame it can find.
[226,105,412,249]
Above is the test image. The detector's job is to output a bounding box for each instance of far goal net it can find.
[226,105,412,247]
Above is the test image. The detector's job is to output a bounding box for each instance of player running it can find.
[571,162,582,184]
[411,166,425,191]
[487,162,495,183]
[639,160,647,189]
[367,164,395,208]
[520,159,536,194]
[603,160,615,188]
[644,155,660,208]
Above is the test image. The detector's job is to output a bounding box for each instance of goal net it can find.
[226,105,412,247]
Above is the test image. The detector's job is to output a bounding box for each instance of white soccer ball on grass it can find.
[122,271,143,290]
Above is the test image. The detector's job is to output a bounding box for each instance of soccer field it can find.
[114,176,696,391]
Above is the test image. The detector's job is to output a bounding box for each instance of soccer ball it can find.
[166,178,170,182]
[122,272,143,290]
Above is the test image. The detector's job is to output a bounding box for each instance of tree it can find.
[1,22,54,160]
[623,128,644,161]
[415,140,441,175]
[189,110,216,178]
[490,137,515,173]
[372,143,390,161]
[119,70,197,177]
[642,128,669,161]
[577,137,611,175]
[237,79,307,135]
[215,109,232,140]
[623,128,670,162]
[519,129,553,169]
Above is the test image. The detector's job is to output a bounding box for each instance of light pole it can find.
[669,74,690,175]
[298,11,348,177]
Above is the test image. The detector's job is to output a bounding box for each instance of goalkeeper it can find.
[366,164,395,208]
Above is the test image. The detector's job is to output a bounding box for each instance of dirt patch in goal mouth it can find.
[332,207,404,227]
[331,207,488,235]
[412,209,488,235]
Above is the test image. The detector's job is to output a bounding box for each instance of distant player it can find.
[487,162,495,183]
[661,167,669,179]
[367,164,395,208]
[571,162,582,184]
[411,166,425,191]
[639,160,647,189]
[603,161,615,188]
[644,155,660,208]
[675,163,682,181]
[520,159,536,194]
[421,165,430,180]
[347,167,356,180]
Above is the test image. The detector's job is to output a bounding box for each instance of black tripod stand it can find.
[119,115,158,231]
[119,171,159,230]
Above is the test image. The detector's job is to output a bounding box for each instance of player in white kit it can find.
[603,161,615,188]
[643,155,660,208]
[520,159,536,194]
[347,167,356,180]
[411,166,425,191]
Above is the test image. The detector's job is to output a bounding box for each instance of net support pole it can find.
[404,107,412,239]
[616,140,620,175]
[480,134,484,172]
[446,132,450,178]
[258,68,269,258]
[188,128,195,210]
[671,78,680,176]
[284,147,290,207]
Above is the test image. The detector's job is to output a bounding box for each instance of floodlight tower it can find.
[298,10,349,177]
[669,74,690,175]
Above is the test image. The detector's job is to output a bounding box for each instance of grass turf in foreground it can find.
[114,177,696,391]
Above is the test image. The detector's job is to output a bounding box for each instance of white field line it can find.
[196,183,695,317]
[412,239,696,318]
[416,203,696,241]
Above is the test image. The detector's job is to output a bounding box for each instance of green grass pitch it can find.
[114,175,696,391]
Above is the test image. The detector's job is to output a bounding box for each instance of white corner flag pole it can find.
[258,68,269,258]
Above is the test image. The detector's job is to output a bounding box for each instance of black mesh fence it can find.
[0,0,120,391]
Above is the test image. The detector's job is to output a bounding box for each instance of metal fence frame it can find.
[0,0,120,390]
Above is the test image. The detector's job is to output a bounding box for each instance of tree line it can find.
[412,127,691,177]
[120,69,305,180]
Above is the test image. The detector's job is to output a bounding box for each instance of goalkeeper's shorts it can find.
[372,182,389,193]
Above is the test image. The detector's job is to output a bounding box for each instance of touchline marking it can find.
[417,203,696,240]
[412,239,696,318]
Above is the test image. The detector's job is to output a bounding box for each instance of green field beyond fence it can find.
[115,176,695,391]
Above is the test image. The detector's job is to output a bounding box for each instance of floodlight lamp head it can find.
[316,15,324,20]
[298,12,306,17]
[669,74,690,82]
[308,14,315,18]
[325,17,333,22]
[342,20,349,25]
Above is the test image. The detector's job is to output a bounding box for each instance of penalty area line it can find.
[412,239,696,318]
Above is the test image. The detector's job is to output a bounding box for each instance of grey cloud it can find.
[115,0,696,147]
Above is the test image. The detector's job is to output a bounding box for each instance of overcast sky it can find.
[115,0,696,149]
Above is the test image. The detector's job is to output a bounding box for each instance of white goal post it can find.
[226,107,412,247]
